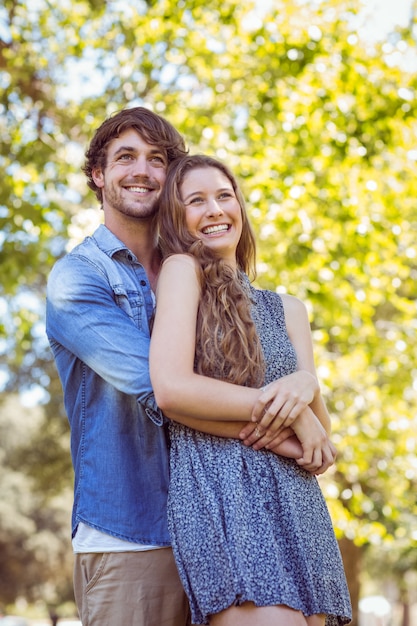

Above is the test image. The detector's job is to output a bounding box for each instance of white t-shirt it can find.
[72,522,163,553]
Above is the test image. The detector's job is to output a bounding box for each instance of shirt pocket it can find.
[113,285,147,331]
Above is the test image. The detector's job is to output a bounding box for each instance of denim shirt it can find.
[46,224,171,545]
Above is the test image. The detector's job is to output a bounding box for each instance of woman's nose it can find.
[206,198,223,216]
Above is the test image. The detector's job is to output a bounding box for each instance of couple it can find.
[46,107,351,626]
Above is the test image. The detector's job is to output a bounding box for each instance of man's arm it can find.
[46,254,154,396]
[172,414,304,460]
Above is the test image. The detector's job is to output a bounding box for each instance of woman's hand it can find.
[239,423,295,450]
[239,407,337,475]
[238,371,320,446]
[251,370,319,431]
[291,407,337,474]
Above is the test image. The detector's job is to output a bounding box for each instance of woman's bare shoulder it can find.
[280,292,308,316]
[162,253,198,270]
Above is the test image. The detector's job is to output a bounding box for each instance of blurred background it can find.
[0,0,416,624]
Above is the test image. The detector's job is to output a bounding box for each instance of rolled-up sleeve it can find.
[139,392,164,426]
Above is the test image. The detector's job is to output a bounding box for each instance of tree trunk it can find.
[401,601,410,626]
[399,586,410,626]
[339,537,363,626]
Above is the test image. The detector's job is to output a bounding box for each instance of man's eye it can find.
[151,155,166,165]
[118,154,133,161]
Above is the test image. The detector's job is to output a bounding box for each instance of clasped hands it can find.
[239,371,337,475]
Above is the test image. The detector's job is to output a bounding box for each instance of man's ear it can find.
[92,168,104,188]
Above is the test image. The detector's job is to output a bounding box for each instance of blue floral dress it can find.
[167,283,352,625]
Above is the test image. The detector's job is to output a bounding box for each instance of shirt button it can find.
[140,280,147,286]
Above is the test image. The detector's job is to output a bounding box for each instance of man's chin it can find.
[119,204,158,220]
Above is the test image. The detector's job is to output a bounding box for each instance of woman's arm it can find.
[151,256,317,427]
[246,294,331,435]
[150,257,335,471]
[282,294,331,434]
[239,294,337,473]
[150,254,261,422]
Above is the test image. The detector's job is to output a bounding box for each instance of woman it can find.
[149,155,351,626]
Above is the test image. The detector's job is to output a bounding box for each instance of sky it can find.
[361,0,414,39]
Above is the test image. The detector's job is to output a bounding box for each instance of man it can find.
[46,107,190,626]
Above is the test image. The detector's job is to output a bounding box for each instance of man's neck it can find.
[105,217,161,291]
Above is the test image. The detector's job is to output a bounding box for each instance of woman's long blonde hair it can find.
[156,154,265,387]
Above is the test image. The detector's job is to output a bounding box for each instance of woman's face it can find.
[180,166,243,267]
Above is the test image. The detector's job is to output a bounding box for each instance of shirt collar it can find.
[92,224,136,260]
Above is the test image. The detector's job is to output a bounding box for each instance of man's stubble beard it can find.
[104,181,160,220]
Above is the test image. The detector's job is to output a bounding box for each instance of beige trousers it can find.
[73,548,190,626]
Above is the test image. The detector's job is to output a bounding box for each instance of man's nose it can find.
[131,155,151,177]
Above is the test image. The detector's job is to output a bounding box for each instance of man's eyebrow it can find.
[112,145,165,157]
[112,145,136,156]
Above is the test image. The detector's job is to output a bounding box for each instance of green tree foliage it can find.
[1,0,416,612]
[0,396,73,607]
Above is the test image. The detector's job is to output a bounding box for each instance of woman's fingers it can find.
[297,440,337,474]
[239,423,294,449]
[251,372,317,423]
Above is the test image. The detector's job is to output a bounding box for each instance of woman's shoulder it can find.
[251,286,307,316]
[279,292,307,313]
[162,253,197,269]
[161,253,200,280]
[157,254,201,299]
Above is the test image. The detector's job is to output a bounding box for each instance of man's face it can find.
[92,129,168,220]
